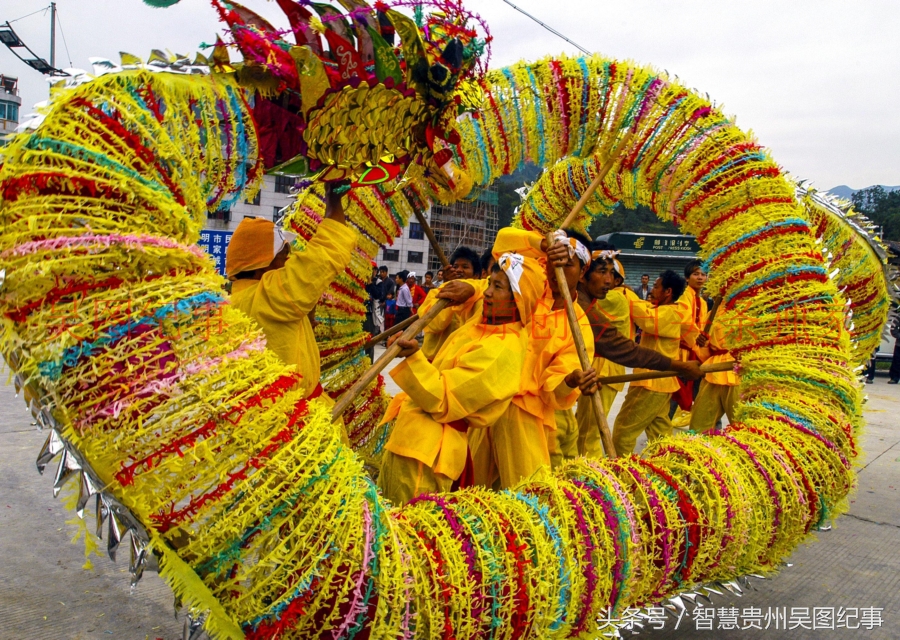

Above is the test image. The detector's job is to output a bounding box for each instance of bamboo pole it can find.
[332,299,451,421]
[332,207,452,421]
[321,314,419,373]
[544,135,634,458]
[549,251,618,457]
[362,313,419,350]
[703,295,723,336]
[597,361,735,386]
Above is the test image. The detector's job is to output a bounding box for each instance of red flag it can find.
[323,30,363,81]
[274,0,323,54]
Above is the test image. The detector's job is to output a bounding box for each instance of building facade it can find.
[0,75,22,145]
[375,211,433,278]
[205,173,296,230]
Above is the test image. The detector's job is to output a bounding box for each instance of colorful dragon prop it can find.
[0,1,894,638]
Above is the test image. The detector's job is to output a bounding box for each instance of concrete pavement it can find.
[1,356,898,639]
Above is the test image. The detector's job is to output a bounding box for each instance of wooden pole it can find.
[362,313,418,350]
[703,296,723,336]
[557,131,635,232]
[548,239,617,458]
[413,207,450,269]
[332,299,451,421]
[597,361,735,386]
[321,313,420,373]
[544,135,633,458]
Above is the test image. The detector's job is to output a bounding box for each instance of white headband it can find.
[272,226,296,256]
[591,249,620,261]
[498,252,524,294]
[552,230,591,266]
[407,271,416,279]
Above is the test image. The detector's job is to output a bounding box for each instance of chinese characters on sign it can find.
[596,605,883,633]
[198,229,234,276]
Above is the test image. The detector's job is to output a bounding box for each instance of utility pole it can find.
[49,3,56,69]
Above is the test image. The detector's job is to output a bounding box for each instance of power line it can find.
[54,6,73,67]
[497,0,591,56]
[7,6,51,24]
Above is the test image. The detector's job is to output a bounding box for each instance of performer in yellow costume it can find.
[672,260,709,411]
[226,185,357,398]
[612,270,698,455]
[575,245,702,457]
[441,228,595,485]
[690,316,740,432]
[419,246,486,360]
[479,228,596,480]
[377,252,544,504]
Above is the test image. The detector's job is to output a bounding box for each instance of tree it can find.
[852,186,900,241]
[587,203,678,238]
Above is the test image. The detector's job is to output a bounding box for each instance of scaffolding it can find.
[428,185,499,271]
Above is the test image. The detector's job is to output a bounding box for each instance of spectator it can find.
[422,271,436,293]
[409,272,427,311]
[434,268,444,287]
[633,273,651,300]
[890,311,900,384]
[395,270,414,323]
[384,292,396,332]
[368,266,385,334]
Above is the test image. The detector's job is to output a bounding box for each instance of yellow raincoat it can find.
[612,299,697,455]
[378,321,528,504]
[469,228,594,485]
[690,317,740,432]
[230,219,357,398]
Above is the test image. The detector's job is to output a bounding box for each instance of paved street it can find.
[1,357,898,639]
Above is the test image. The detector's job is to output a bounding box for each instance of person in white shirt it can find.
[395,269,414,323]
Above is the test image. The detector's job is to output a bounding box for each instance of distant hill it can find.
[827,185,900,200]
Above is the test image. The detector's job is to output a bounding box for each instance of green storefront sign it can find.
[603,232,700,256]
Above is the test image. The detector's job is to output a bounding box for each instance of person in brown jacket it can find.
[575,245,702,456]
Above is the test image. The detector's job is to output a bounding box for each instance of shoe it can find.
[865,379,874,384]
[889,379,899,385]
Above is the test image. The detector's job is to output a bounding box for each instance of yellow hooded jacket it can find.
[230,219,357,398]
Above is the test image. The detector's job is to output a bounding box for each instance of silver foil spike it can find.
[76,472,98,517]
[721,580,744,596]
[53,449,81,498]
[95,494,109,539]
[108,512,124,561]
[129,533,146,586]
[36,429,64,474]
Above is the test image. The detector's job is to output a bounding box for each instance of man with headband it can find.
[377,251,544,504]
[575,242,703,458]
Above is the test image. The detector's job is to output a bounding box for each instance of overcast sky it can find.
[2,0,897,190]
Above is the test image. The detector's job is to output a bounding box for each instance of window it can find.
[274,175,294,194]
[245,190,261,206]
[408,222,424,239]
[209,208,231,222]
[0,101,18,120]
[408,251,423,264]
[383,249,400,261]
[273,206,285,225]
